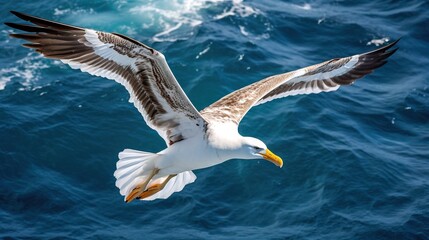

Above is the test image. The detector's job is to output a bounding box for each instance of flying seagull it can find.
[6,11,398,202]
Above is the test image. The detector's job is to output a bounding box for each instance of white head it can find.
[238,137,283,168]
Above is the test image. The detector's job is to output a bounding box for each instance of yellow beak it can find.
[260,149,283,168]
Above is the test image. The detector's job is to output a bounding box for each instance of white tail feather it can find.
[114,149,157,196]
[114,149,197,201]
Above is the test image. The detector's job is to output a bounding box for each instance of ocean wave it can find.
[212,0,259,20]
[129,0,262,42]
[53,7,95,16]
[0,53,49,91]
[1,0,428,238]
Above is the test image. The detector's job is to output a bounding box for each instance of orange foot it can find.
[125,185,144,203]
[125,168,160,203]
[136,174,177,200]
[137,184,162,200]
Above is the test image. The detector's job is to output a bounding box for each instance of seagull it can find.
[6,11,398,202]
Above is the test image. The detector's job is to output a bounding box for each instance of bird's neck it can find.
[206,121,246,162]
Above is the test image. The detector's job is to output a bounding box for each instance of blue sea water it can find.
[1,0,428,239]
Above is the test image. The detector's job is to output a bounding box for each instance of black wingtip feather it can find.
[22,43,41,49]
[10,11,22,17]
[374,60,388,69]
[380,39,400,52]
[382,48,399,59]
[4,22,14,28]
[9,11,41,24]
[9,10,83,31]
[5,22,58,34]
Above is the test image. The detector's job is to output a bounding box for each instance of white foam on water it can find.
[130,0,216,41]
[297,3,312,10]
[46,1,266,43]
[213,0,259,20]
[367,37,390,46]
[129,0,260,42]
[195,43,212,59]
[317,15,326,24]
[54,7,95,16]
[0,53,49,91]
[239,25,249,36]
[118,25,137,36]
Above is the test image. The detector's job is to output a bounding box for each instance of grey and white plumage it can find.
[6,11,398,202]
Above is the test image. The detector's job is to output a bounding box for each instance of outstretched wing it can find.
[200,39,399,124]
[6,11,206,146]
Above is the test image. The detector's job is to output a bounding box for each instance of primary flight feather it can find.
[6,11,398,202]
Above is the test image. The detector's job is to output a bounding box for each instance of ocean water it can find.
[1,0,428,239]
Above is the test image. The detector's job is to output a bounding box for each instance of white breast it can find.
[155,133,222,175]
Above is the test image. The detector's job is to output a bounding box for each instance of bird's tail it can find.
[114,149,196,202]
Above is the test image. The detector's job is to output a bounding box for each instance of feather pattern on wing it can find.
[200,39,399,124]
[6,11,206,146]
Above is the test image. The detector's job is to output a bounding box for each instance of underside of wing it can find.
[201,39,399,124]
[6,11,205,145]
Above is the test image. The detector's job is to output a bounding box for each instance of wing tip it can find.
[366,38,400,56]
[380,38,400,51]
[21,43,41,49]
[10,11,30,21]
[8,10,84,31]
[4,22,14,28]
[386,38,400,47]
[10,10,20,16]
[383,47,399,59]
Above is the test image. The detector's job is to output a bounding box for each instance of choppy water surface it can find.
[1,0,428,239]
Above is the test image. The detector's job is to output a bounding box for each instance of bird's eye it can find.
[253,146,263,151]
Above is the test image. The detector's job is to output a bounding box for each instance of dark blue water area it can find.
[1,0,428,239]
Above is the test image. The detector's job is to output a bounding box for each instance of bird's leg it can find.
[125,168,160,203]
[137,174,177,200]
